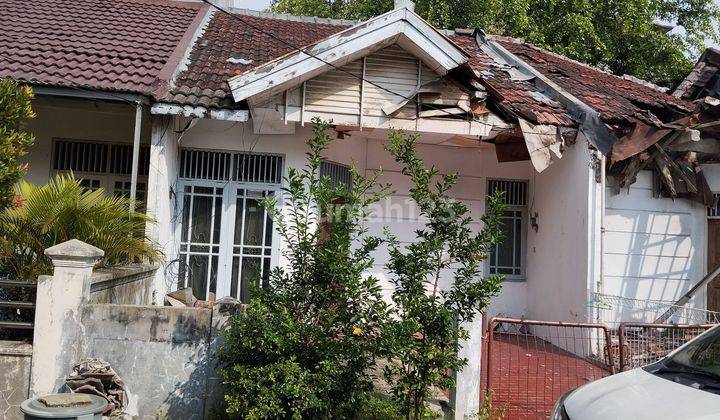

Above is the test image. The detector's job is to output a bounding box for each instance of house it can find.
[3,0,719,416]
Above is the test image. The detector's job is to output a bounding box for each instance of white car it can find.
[552,325,720,420]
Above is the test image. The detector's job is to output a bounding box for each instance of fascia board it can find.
[228,8,468,103]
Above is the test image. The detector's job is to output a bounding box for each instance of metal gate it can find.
[483,317,615,419]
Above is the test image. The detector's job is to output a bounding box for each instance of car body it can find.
[552,325,720,420]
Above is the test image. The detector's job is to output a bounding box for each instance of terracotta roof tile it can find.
[0,0,205,97]
[493,37,693,125]
[164,11,349,108]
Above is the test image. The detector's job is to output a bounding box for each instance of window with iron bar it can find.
[319,160,352,191]
[487,179,528,281]
[51,139,149,199]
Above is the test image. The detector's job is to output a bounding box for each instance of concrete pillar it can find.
[146,115,180,303]
[30,239,103,396]
[452,316,483,418]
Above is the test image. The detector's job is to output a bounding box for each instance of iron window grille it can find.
[51,139,149,198]
[708,193,720,219]
[487,179,528,280]
[319,160,352,191]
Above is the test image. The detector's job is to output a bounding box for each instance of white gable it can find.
[227,6,468,104]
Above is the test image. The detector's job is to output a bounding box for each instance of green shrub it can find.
[219,119,391,419]
[0,174,159,280]
[0,79,35,213]
[383,130,506,419]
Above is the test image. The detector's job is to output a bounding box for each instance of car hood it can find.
[565,368,720,420]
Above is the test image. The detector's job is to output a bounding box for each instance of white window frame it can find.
[486,178,528,282]
[174,149,284,301]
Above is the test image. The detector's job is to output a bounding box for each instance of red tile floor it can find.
[483,332,611,419]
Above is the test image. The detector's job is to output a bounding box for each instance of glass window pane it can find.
[265,213,273,246]
[234,197,244,245]
[496,217,515,267]
[189,254,209,300]
[190,196,212,243]
[178,253,187,290]
[241,257,261,303]
[262,258,271,288]
[181,195,191,242]
[213,195,222,244]
[209,256,218,300]
[231,257,240,299]
[514,215,522,268]
[243,198,264,246]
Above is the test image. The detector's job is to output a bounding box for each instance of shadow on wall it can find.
[605,189,702,322]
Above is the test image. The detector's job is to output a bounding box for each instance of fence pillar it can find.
[30,239,103,396]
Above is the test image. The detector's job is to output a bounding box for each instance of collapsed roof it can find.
[1,0,717,192]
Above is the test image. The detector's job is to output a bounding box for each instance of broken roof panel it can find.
[493,36,693,126]
[0,0,206,98]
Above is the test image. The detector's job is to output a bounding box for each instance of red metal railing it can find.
[484,317,614,419]
[617,322,715,371]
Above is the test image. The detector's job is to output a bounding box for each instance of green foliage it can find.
[219,118,392,419]
[383,130,505,419]
[0,79,35,212]
[0,174,159,279]
[269,0,719,86]
[475,390,508,420]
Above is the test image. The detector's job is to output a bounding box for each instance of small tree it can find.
[383,130,506,419]
[0,79,35,212]
[0,174,159,280]
[219,119,391,419]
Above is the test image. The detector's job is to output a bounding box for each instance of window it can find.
[487,179,528,280]
[177,149,284,302]
[51,139,149,200]
[320,160,352,191]
[709,193,720,219]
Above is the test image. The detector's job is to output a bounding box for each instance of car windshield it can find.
[664,326,720,378]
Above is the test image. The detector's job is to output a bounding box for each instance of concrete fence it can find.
[29,239,241,419]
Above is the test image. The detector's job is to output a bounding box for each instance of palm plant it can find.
[0,174,160,280]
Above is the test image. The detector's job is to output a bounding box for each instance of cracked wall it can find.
[0,341,32,419]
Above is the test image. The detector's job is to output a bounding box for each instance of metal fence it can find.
[590,293,720,326]
[617,322,715,371]
[0,274,36,332]
[484,317,614,419]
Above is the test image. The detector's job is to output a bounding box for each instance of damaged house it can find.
[3,0,720,416]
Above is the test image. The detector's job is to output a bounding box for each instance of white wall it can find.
[525,140,597,323]
[603,170,708,322]
[23,96,151,185]
[176,118,533,417]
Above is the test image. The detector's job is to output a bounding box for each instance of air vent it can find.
[234,153,283,184]
[53,140,108,173]
[488,179,528,207]
[709,193,720,218]
[320,161,352,190]
[180,149,233,181]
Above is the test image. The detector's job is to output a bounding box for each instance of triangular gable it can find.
[227,6,469,104]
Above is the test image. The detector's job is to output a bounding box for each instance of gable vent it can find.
[235,153,283,184]
[53,140,108,174]
[488,179,528,207]
[320,161,352,190]
[180,149,233,181]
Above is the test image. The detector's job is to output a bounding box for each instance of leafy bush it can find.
[383,130,506,419]
[0,79,35,213]
[0,174,159,280]
[219,119,391,419]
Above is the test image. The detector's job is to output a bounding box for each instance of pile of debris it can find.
[64,358,127,416]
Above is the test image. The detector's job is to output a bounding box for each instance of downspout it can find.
[129,101,142,213]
